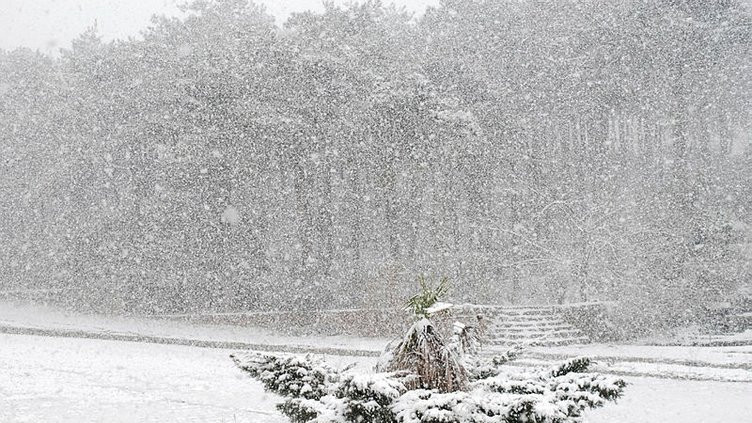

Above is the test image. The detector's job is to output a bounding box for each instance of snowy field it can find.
[1,334,283,423]
[2,333,752,423]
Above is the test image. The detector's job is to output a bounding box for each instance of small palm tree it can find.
[385,275,468,392]
[405,275,450,318]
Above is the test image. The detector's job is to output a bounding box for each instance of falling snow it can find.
[1,0,751,422]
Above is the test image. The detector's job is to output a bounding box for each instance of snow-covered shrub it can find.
[234,349,625,423]
[232,280,626,423]
[549,373,626,410]
[549,357,592,378]
[479,357,627,421]
[230,352,335,400]
[335,372,415,423]
[392,389,474,423]
[468,345,524,381]
[278,371,416,423]
[277,397,332,423]
[391,357,626,423]
[392,387,602,423]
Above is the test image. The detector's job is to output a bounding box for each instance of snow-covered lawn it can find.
[2,333,751,423]
[529,343,752,367]
[523,343,752,382]
[1,333,286,423]
[583,377,752,422]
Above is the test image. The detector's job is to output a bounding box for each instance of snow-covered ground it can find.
[531,343,752,367]
[1,333,286,423]
[525,343,752,382]
[2,300,752,383]
[2,333,751,423]
[583,376,752,422]
[3,300,752,420]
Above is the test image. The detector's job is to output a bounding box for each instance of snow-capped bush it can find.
[232,280,626,423]
[275,371,417,423]
[233,346,625,423]
[336,372,416,423]
[230,352,335,400]
[394,389,482,423]
[478,358,627,421]
[468,345,524,381]
[549,357,592,378]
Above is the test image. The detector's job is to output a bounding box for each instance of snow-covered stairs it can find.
[483,306,589,347]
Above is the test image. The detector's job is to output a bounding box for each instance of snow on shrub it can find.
[468,345,524,381]
[230,352,334,400]
[336,372,416,423]
[478,357,627,420]
[232,277,626,423]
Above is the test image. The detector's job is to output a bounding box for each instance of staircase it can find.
[482,306,589,347]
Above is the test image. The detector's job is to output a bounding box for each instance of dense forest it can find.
[1,0,751,329]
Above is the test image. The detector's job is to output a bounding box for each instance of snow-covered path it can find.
[3,333,752,423]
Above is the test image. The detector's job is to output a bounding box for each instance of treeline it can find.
[1,0,750,328]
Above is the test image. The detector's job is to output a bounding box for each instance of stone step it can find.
[494,310,555,315]
[486,327,581,336]
[467,305,590,346]
[486,324,575,333]
[490,330,584,340]
[488,323,575,332]
[490,327,582,336]
[493,321,564,328]
[492,317,563,324]
[490,320,568,328]
[489,335,589,344]
[488,336,590,347]
[489,324,580,333]
[471,308,557,318]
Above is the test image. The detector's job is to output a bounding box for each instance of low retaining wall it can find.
[163,308,410,338]
[159,301,619,340]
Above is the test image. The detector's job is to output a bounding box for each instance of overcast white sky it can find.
[0,0,439,55]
